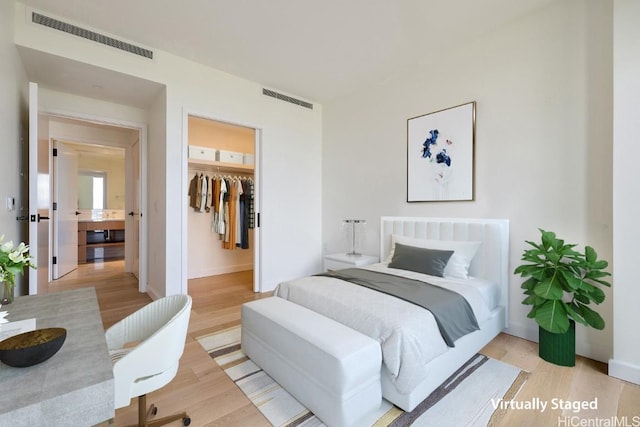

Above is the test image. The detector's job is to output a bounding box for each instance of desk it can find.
[0,288,114,426]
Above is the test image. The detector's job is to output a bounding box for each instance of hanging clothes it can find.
[223,178,237,249]
[188,173,199,210]
[246,179,255,229]
[189,170,252,250]
[188,172,213,213]
[199,174,208,213]
[205,175,212,213]
[211,176,221,232]
[240,179,250,249]
[235,178,243,247]
[218,177,228,237]
[196,173,203,209]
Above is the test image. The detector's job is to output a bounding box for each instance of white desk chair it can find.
[106,294,192,427]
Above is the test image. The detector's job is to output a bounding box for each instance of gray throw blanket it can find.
[316,268,479,347]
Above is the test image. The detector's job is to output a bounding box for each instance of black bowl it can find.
[0,328,67,368]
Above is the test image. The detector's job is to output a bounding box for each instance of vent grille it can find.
[32,12,154,60]
[263,88,313,110]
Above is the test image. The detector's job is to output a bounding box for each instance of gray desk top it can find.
[0,287,114,426]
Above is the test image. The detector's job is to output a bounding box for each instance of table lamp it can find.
[343,219,366,256]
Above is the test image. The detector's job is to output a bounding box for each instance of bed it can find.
[274,216,509,412]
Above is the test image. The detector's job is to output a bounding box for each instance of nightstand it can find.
[324,253,380,271]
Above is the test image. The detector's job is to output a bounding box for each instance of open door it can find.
[52,141,79,279]
[125,135,145,292]
[128,139,141,280]
[28,82,50,295]
[253,129,261,293]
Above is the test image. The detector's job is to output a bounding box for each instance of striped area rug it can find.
[196,325,529,427]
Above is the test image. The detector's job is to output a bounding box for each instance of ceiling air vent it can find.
[31,12,153,60]
[263,88,313,110]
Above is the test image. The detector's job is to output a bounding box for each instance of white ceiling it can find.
[18,0,554,106]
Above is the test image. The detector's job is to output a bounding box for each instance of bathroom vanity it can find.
[78,220,125,263]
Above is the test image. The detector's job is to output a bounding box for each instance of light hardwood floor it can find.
[47,260,639,427]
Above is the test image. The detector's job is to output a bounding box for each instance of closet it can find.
[187,116,256,285]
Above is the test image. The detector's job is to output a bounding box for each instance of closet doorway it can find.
[186,115,260,293]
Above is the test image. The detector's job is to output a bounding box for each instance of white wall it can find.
[610,0,640,385]
[144,88,168,297]
[0,1,29,296]
[13,3,323,296]
[187,195,255,278]
[323,0,614,362]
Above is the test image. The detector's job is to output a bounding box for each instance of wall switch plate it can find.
[6,196,15,212]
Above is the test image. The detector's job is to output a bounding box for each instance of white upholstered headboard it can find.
[380,217,510,324]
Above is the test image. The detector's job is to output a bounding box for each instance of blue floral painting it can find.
[422,129,452,166]
[407,102,475,202]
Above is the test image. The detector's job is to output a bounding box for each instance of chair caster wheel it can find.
[183,417,191,426]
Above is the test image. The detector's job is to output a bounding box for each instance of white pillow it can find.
[386,235,482,279]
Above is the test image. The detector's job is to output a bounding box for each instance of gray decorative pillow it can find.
[388,243,454,277]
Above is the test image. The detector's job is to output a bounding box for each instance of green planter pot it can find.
[538,320,575,367]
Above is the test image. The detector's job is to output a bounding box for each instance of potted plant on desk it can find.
[0,234,36,304]
[514,229,611,366]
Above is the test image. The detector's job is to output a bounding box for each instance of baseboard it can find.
[504,319,613,364]
[261,279,283,293]
[608,358,640,386]
[146,285,163,301]
[503,320,538,343]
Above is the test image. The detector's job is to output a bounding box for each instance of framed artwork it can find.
[407,101,475,202]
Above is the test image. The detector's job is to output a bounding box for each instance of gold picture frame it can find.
[407,101,476,202]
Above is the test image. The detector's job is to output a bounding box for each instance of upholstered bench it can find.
[241,297,382,427]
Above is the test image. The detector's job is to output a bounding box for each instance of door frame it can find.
[181,108,263,294]
[28,82,49,294]
[38,108,148,292]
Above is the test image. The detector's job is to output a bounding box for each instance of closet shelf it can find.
[188,158,254,173]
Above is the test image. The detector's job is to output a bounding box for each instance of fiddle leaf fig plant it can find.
[514,229,611,334]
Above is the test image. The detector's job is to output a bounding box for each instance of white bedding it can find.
[273,263,497,393]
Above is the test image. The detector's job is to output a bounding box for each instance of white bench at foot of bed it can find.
[241,297,382,427]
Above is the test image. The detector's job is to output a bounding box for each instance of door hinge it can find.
[52,256,57,265]
[257,213,260,227]
[52,202,57,211]
[52,148,58,157]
